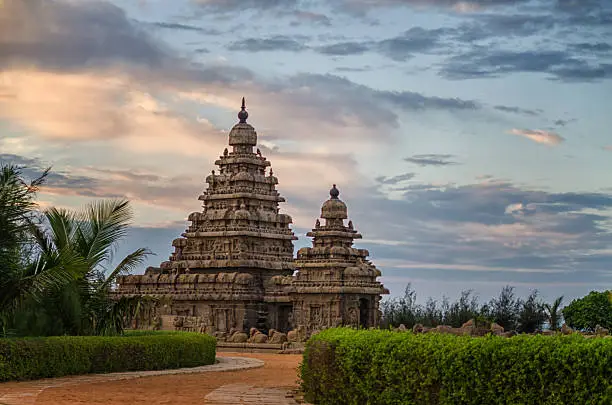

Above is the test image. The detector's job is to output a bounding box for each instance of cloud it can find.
[314,27,452,60]
[376,27,452,61]
[0,70,228,148]
[333,0,530,14]
[404,154,460,166]
[494,105,541,116]
[441,49,612,82]
[227,36,308,52]
[376,172,417,185]
[509,129,565,146]
[0,0,171,70]
[148,22,220,34]
[0,0,486,148]
[335,66,374,72]
[0,153,115,198]
[0,152,205,213]
[553,118,576,127]
[288,11,332,26]
[452,14,556,43]
[569,42,612,54]
[229,27,452,60]
[266,176,612,292]
[317,42,371,56]
[192,0,299,13]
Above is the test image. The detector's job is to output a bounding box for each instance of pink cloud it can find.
[509,128,565,146]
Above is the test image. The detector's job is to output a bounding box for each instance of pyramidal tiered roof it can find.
[293,185,388,295]
[161,98,297,273]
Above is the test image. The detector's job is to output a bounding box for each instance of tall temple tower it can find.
[117,99,297,333]
[115,101,388,337]
[162,98,296,275]
[290,185,389,333]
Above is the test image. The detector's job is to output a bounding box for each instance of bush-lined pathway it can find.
[0,353,303,405]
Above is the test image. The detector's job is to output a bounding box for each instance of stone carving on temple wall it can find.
[346,307,359,326]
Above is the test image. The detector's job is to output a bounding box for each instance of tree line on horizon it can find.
[380,283,612,333]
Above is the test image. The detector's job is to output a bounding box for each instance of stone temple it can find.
[115,99,388,338]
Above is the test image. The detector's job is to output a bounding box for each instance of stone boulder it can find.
[270,331,288,344]
[461,319,475,329]
[434,325,455,334]
[247,328,268,343]
[213,331,227,341]
[251,333,268,343]
[561,323,573,335]
[490,323,504,336]
[228,332,248,343]
[412,323,425,333]
[288,325,307,343]
[595,325,609,337]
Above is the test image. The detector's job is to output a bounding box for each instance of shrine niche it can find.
[114,99,388,338]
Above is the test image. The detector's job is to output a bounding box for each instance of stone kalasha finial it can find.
[330,184,340,199]
[321,184,347,219]
[238,97,248,123]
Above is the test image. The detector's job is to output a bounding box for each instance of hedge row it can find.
[0,332,216,381]
[301,328,612,405]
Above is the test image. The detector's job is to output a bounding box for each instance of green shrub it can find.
[0,332,216,381]
[301,328,612,405]
[563,290,612,332]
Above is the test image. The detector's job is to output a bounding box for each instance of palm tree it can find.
[0,164,86,336]
[24,199,153,336]
[544,296,564,331]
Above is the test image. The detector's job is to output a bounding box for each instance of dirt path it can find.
[0,353,303,405]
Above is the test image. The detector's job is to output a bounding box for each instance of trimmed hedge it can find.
[301,328,612,405]
[0,332,216,381]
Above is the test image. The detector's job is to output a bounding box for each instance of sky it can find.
[1,0,612,305]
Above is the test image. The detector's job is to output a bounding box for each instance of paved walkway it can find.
[0,357,264,405]
[204,383,300,404]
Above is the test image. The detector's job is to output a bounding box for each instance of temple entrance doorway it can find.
[277,305,293,332]
[359,298,369,329]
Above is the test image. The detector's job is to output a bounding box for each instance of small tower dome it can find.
[229,98,257,149]
[321,184,347,219]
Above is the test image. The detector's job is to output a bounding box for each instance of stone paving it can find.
[0,357,264,405]
[204,383,299,404]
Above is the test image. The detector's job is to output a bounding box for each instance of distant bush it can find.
[301,328,612,405]
[0,332,216,381]
[381,284,551,332]
[563,290,612,332]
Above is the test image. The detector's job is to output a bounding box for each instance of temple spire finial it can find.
[238,97,248,123]
[330,184,340,199]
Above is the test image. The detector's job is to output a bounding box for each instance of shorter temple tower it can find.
[290,185,389,334]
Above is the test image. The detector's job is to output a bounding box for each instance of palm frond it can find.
[78,199,133,269]
[98,247,153,293]
[0,164,49,253]
[44,207,75,253]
